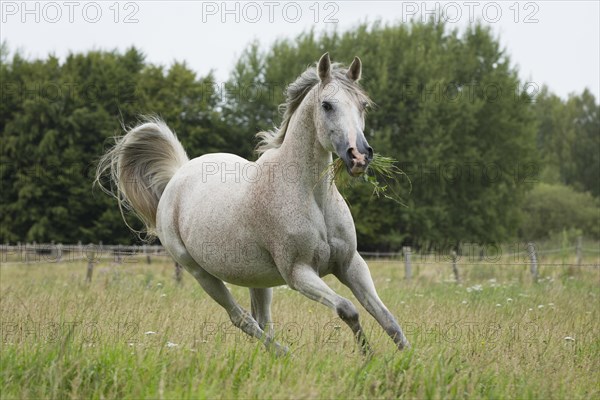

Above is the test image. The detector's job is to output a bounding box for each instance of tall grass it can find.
[1,257,598,399]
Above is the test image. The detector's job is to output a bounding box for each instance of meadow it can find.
[1,251,598,399]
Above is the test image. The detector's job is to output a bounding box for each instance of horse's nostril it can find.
[367,147,374,160]
[347,148,355,160]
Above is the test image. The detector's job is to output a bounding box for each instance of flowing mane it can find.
[255,62,372,155]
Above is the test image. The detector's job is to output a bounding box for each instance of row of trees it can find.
[1,21,598,249]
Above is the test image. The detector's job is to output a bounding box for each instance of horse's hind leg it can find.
[187,263,288,355]
[164,241,287,355]
[284,263,372,354]
[335,252,409,350]
[249,288,274,338]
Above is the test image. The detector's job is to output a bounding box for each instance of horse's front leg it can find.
[335,252,410,350]
[283,263,372,355]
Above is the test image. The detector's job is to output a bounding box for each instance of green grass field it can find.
[1,253,599,399]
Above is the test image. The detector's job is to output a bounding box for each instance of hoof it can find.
[360,343,374,357]
[398,340,410,351]
[267,341,290,357]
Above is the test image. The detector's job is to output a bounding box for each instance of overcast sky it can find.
[2,1,599,99]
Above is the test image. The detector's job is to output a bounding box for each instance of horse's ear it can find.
[346,56,362,82]
[317,52,332,82]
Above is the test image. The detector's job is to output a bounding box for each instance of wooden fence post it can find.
[116,244,122,264]
[86,244,95,283]
[144,244,151,264]
[86,261,94,283]
[451,250,460,283]
[576,236,582,267]
[527,242,538,283]
[174,262,183,284]
[403,246,412,281]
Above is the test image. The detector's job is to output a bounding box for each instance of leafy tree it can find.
[220,41,276,159]
[567,90,599,196]
[1,47,225,243]
[534,87,600,196]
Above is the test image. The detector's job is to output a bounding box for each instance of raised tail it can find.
[95,117,189,238]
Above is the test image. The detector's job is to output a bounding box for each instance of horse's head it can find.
[314,53,373,177]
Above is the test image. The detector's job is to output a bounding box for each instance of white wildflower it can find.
[467,284,483,293]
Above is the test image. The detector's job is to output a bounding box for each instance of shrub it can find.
[519,183,599,240]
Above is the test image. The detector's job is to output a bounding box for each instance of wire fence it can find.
[1,239,598,284]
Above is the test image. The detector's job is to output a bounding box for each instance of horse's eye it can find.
[361,101,369,110]
[322,101,333,112]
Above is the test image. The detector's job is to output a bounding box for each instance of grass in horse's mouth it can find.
[328,154,412,207]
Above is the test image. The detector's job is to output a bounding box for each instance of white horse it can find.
[97,53,409,354]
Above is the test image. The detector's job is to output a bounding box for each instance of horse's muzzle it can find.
[345,146,373,177]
